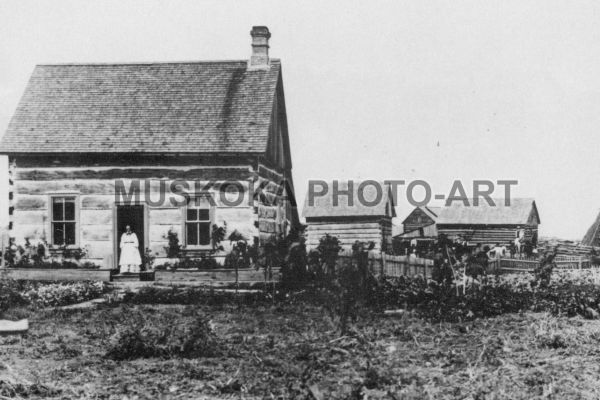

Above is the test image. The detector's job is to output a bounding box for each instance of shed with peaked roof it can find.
[302,181,396,252]
[435,198,540,246]
[401,206,440,234]
[0,26,299,271]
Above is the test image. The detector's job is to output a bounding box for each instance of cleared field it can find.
[2,303,600,399]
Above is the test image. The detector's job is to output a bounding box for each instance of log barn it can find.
[302,182,396,252]
[434,198,540,246]
[0,26,299,269]
[401,206,440,234]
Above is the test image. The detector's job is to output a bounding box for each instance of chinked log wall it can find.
[255,164,289,242]
[10,160,289,268]
[437,225,537,245]
[306,220,391,251]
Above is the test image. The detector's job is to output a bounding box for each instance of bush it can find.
[315,234,342,276]
[165,229,181,258]
[4,240,99,268]
[0,280,28,316]
[157,256,220,270]
[22,281,108,308]
[0,280,108,314]
[105,306,220,360]
[122,286,275,306]
[11,260,100,269]
[362,272,600,322]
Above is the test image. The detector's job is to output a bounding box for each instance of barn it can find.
[0,26,299,269]
[302,182,396,252]
[435,198,540,246]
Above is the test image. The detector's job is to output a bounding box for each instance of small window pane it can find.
[53,223,65,246]
[186,223,198,246]
[65,223,76,245]
[199,223,210,245]
[186,209,198,221]
[198,209,210,221]
[64,200,75,221]
[52,200,64,221]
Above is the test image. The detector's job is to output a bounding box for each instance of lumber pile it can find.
[537,237,599,257]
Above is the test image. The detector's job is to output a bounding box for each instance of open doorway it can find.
[115,205,145,270]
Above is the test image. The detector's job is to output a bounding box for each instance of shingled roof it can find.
[0,60,281,153]
[435,198,540,225]
[302,182,397,219]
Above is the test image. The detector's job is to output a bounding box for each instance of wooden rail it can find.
[336,250,434,279]
[497,256,592,273]
[0,268,112,282]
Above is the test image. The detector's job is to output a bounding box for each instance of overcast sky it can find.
[1,0,599,240]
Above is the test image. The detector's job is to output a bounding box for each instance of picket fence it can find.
[335,250,435,279]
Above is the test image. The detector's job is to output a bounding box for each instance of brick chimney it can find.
[248,26,271,70]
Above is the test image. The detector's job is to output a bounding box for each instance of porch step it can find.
[112,273,141,282]
[111,272,155,282]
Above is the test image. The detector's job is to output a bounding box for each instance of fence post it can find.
[0,232,5,268]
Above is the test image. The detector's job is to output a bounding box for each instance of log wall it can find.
[437,225,538,246]
[305,218,393,251]
[255,165,290,243]
[9,159,280,268]
[402,208,436,233]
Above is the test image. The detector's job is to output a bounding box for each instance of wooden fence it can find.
[334,250,597,278]
[336,250,434,279]
[495,256,592,273]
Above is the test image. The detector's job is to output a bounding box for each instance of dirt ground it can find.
[2,303,600,399]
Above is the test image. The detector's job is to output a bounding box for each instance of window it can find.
[51,196,77,246]
[185,196,212,246]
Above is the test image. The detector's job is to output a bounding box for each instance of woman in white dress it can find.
[119,225,142,273]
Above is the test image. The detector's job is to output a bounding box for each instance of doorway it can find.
[115,205,145,269]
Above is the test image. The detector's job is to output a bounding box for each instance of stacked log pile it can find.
[537,237,599,257]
